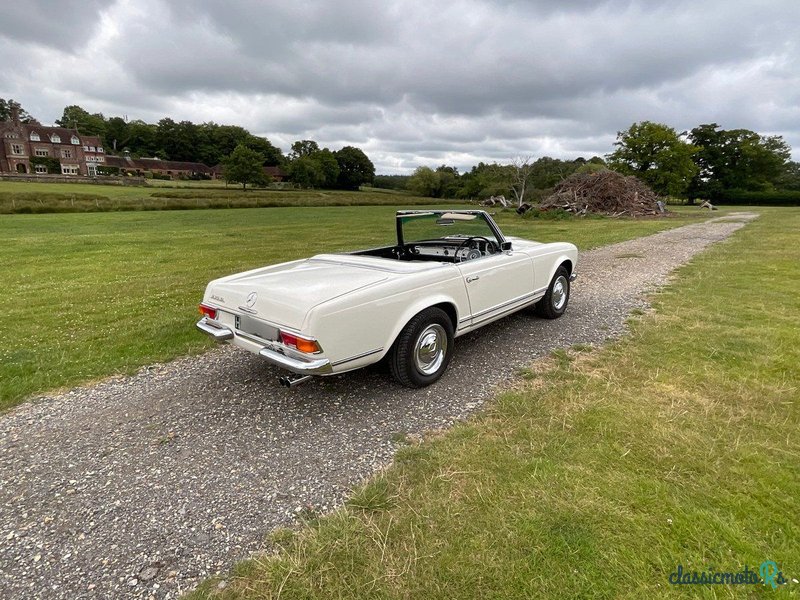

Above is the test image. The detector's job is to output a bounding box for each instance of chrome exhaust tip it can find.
[279,374,313,388]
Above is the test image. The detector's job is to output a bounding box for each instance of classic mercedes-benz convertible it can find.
[197,210,577,388]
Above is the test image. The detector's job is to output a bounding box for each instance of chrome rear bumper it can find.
[196,317,332,375]
[258,347,332,375]
[196,317,234,340]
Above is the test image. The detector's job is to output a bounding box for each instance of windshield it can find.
[398,212,500,245]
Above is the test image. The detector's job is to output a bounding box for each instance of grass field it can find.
[186,207,800,599]
[0,205,711,410]
[0,180,446,213]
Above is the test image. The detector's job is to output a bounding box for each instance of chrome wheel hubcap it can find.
[552,276,568,310]
[414,324,447,375]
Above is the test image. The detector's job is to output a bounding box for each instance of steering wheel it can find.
[455,236,497,262]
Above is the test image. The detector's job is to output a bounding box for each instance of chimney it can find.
[10,103,20,124]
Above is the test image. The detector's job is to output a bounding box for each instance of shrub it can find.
[718,190,800,206]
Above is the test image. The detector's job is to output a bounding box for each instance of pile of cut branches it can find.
[539,171,664,216]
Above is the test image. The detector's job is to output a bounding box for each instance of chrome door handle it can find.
[466,275,480,283]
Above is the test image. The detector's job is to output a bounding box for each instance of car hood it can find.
[205,255,401,329]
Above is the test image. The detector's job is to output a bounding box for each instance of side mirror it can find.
[500,241,512,251]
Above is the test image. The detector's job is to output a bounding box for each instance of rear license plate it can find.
[235,314,279,341]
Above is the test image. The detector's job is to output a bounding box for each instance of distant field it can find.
[1,204,712,409]
[0,180,450,213]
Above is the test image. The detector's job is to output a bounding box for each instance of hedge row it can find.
[718,190,800,206]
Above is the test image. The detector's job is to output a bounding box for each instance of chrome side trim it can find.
[456,290,545,330]
[332,348,384,367]
[258,347,333,375]
[471,295,541,326]
[196,317,234,341]
[470,291,537,321]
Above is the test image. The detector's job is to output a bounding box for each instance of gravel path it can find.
[0,213,757,599]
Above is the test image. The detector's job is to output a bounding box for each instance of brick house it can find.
[0,106,104,176]
[2,106,285,181]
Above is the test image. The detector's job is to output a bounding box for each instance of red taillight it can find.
[279,331,321,353]
[199,304,217,319]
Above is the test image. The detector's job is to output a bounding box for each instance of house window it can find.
[5,132,19,138]
[89,146,96,152]
[11,143,24,155]
[83,145,89,151]
[61,164,79,175]
[34,164,48,174]
[97,147,104,153]
[50,134,61,143]
[87,164,97,176]
[35,148,49,157]
[97,156,105,162]
[71,136,79,145]
[62,149,72,159]
[30,132,40,141]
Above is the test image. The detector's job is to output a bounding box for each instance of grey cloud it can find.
[1,0,798,172]
[0,1,105,50]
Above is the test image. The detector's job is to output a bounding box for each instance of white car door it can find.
[457,250,535,327]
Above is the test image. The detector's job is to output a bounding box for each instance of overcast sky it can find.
[2,0,798,173]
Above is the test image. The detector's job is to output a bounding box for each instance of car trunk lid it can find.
[207,257,390,329]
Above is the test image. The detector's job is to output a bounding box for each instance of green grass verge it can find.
[0,181,453,213]
[1,205,710,410]
[186,207,799,599]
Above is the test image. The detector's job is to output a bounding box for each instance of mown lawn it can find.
[0,206,708,410]
[0,180,447,213]
[187,207,799,599]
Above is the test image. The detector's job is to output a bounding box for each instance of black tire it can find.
[535,266,571,319]
[389,307,454,388]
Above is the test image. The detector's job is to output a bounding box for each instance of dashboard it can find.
[407,237,498,262]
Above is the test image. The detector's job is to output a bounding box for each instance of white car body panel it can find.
[198,210,578,381]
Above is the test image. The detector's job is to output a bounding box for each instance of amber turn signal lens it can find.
[295,337,321,353]
[198,304,217,319]
[279,331,321,353]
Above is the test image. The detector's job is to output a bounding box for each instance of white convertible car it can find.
[197,210,577,388]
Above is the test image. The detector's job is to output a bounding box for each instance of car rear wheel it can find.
[535,266,570,319]
[389,307,454,388]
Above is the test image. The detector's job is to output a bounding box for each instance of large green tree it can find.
[334,146,375,189]
[56,105,106,136]
[222,144,268,190]
[0,98,36,123]
[688,124,791,198]
[608,121,699,196]
[408,166,441,197]
[289,156,324,188]
[289,140,321,160]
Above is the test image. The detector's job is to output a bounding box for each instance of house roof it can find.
[0,118,87,143]
[21,124,82,141]
[104,155,212,172]
[134,158,212,172]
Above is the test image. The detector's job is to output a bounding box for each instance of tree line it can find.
[379,122,799,203]
[379,156,608,201]
[222,141,374,191]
